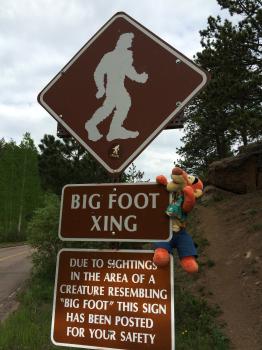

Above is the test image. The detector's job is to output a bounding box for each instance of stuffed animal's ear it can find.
[187,175,195,184]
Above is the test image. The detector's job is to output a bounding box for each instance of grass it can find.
[0,274,230,350]
[242,208,259,216]
[248,223,262,233]
[0,242,27,248]
[0,277,77,350]
[175,286,229,350]
[173,205,230,349]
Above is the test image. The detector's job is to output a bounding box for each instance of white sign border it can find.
[38,12,208,174]
[51,248,175,350]
[58,182,173,242]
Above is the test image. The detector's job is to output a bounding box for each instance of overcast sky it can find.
[0,0,232,180]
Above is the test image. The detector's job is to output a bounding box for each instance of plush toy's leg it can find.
[180,256,198,273]
[153,241,173,267]
[173,229,199,274]
[153,248,170,267]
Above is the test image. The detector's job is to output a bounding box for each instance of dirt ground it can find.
[194,188,262,350]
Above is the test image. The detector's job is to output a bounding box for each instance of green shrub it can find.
[27,192,109,280]
[175,287,230,349]
[27,193,63,279]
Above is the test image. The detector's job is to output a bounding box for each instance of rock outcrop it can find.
[207,142,262,194]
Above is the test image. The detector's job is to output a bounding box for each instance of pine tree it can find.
[38,135,144,195]
[38,135,111,194]
[177,1,261,176]
[0,140,18,240]
[17,133,42,237]
[0,134,42,241]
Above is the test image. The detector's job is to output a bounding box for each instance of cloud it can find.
[0,102,55,145]
[133,129,184,181]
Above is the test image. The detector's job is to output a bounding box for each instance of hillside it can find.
[191,188,262,350]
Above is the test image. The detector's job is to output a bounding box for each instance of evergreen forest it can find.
[0,133,143,243]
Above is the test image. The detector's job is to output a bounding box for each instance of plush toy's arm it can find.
[156,175,168,186]
[182,186,196,213]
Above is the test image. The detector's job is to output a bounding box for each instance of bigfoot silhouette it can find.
[85,33,148,142]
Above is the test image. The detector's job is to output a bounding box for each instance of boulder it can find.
[201,185,233,203]
[207,142,262,194]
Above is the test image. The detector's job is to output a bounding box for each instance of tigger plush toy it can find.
[153,167,202,273]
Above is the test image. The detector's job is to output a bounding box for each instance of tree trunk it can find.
[215,131,230,159]
[18,151,27,235]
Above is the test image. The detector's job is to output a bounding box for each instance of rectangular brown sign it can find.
[51,249,175,350]
[59,183,171,242]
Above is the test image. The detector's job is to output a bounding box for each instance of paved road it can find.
[0,245,33,321]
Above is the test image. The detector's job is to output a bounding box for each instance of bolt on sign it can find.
[51,249,175,350]
[38,12,209,174]
[59,183,172,242]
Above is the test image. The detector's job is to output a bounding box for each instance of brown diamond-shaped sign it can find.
[38,12,209,174]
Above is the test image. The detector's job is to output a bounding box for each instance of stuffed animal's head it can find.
[156,166,196,213]
[166,167,189,193]
[156,167,202,197]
